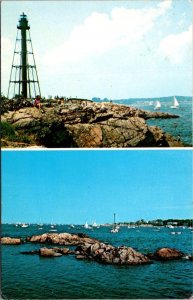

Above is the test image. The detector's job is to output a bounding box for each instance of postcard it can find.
[1,1,193,299]
[1,0,192,149]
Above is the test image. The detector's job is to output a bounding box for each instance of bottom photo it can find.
[1,149,193,299]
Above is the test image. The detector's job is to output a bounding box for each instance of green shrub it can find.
[1,121,31,144]
[1,122,16,138]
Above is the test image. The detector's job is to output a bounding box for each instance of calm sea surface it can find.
[112,97,192,146]
[2,224,193,299]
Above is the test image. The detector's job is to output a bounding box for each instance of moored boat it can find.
[110,213,119,233]
[20,223,29,228]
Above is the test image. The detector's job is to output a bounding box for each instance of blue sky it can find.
[2,0,192,99]
[2,150,192,224]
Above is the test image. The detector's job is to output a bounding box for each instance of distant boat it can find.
[170,96,179,108]
[128,225,136,229]
[20,223,29,228]
[110,213,119,233]
[38,220,43,227]
[70,224,75,228]
[84,222,92,229]
[92,221,98,228]
[154,100,161,110]
[84,222,89,229]
[167,225,174,228]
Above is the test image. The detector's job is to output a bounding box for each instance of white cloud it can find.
[158,0,172,11]
[43,1,172,66]
[158,25,192,64]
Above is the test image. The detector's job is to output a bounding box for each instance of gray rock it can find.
[2,101,182,148]
[76,255,86,259]
[113,257,120,264]
[153,248,184,260]
[39,247,62,257]
[1,237,22,245]
[27,232,99,246]
[76,242,150,265]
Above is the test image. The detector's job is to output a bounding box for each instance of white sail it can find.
[84,222,89,228]
[171,96,179,108]
[84,222,91,229]
[174,97,179,107]
[92,221,98,227]
[154,100,161,110]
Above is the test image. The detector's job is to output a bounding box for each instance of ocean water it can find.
[112,97,192,146]
[2,224,193,299]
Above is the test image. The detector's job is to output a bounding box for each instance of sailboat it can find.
[154,100,161,110]
[49,219,57,231]
[110,213,119,233]
[84,222,92,229]
[49,224,57,232]
[170,96,179,108]
[92,221,97,227]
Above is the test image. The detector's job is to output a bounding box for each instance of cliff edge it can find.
[1,99,183,148]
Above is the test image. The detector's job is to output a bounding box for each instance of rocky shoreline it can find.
[1,233,192,265]
[1,99,183,148]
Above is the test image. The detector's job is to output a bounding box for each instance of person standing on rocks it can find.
[34,95,44,113]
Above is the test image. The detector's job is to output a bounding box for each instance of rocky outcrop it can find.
[1,237,22,245]
[21,247,73,257]
[1,99,183,148]
[75,242,151,265]
[39,247,62,257]
[26,232,99,245]
[11,231,191,264]
[1,98,33,114]
[23,232,150,265]
[147,248,184,261]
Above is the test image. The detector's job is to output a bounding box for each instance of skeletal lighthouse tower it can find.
[8,13,41,99]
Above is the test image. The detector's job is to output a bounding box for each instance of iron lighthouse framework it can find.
[8,13,41,99]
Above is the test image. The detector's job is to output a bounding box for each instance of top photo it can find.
[1,0,192,148]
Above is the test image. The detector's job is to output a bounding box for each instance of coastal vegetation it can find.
[1,121,31,144]
[119,219,193,227]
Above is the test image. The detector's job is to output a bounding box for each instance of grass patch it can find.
[1,121,31,144]
[1,121,16,138]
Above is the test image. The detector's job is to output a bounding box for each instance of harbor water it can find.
[112,96,192,146]
[2,224,193,299]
